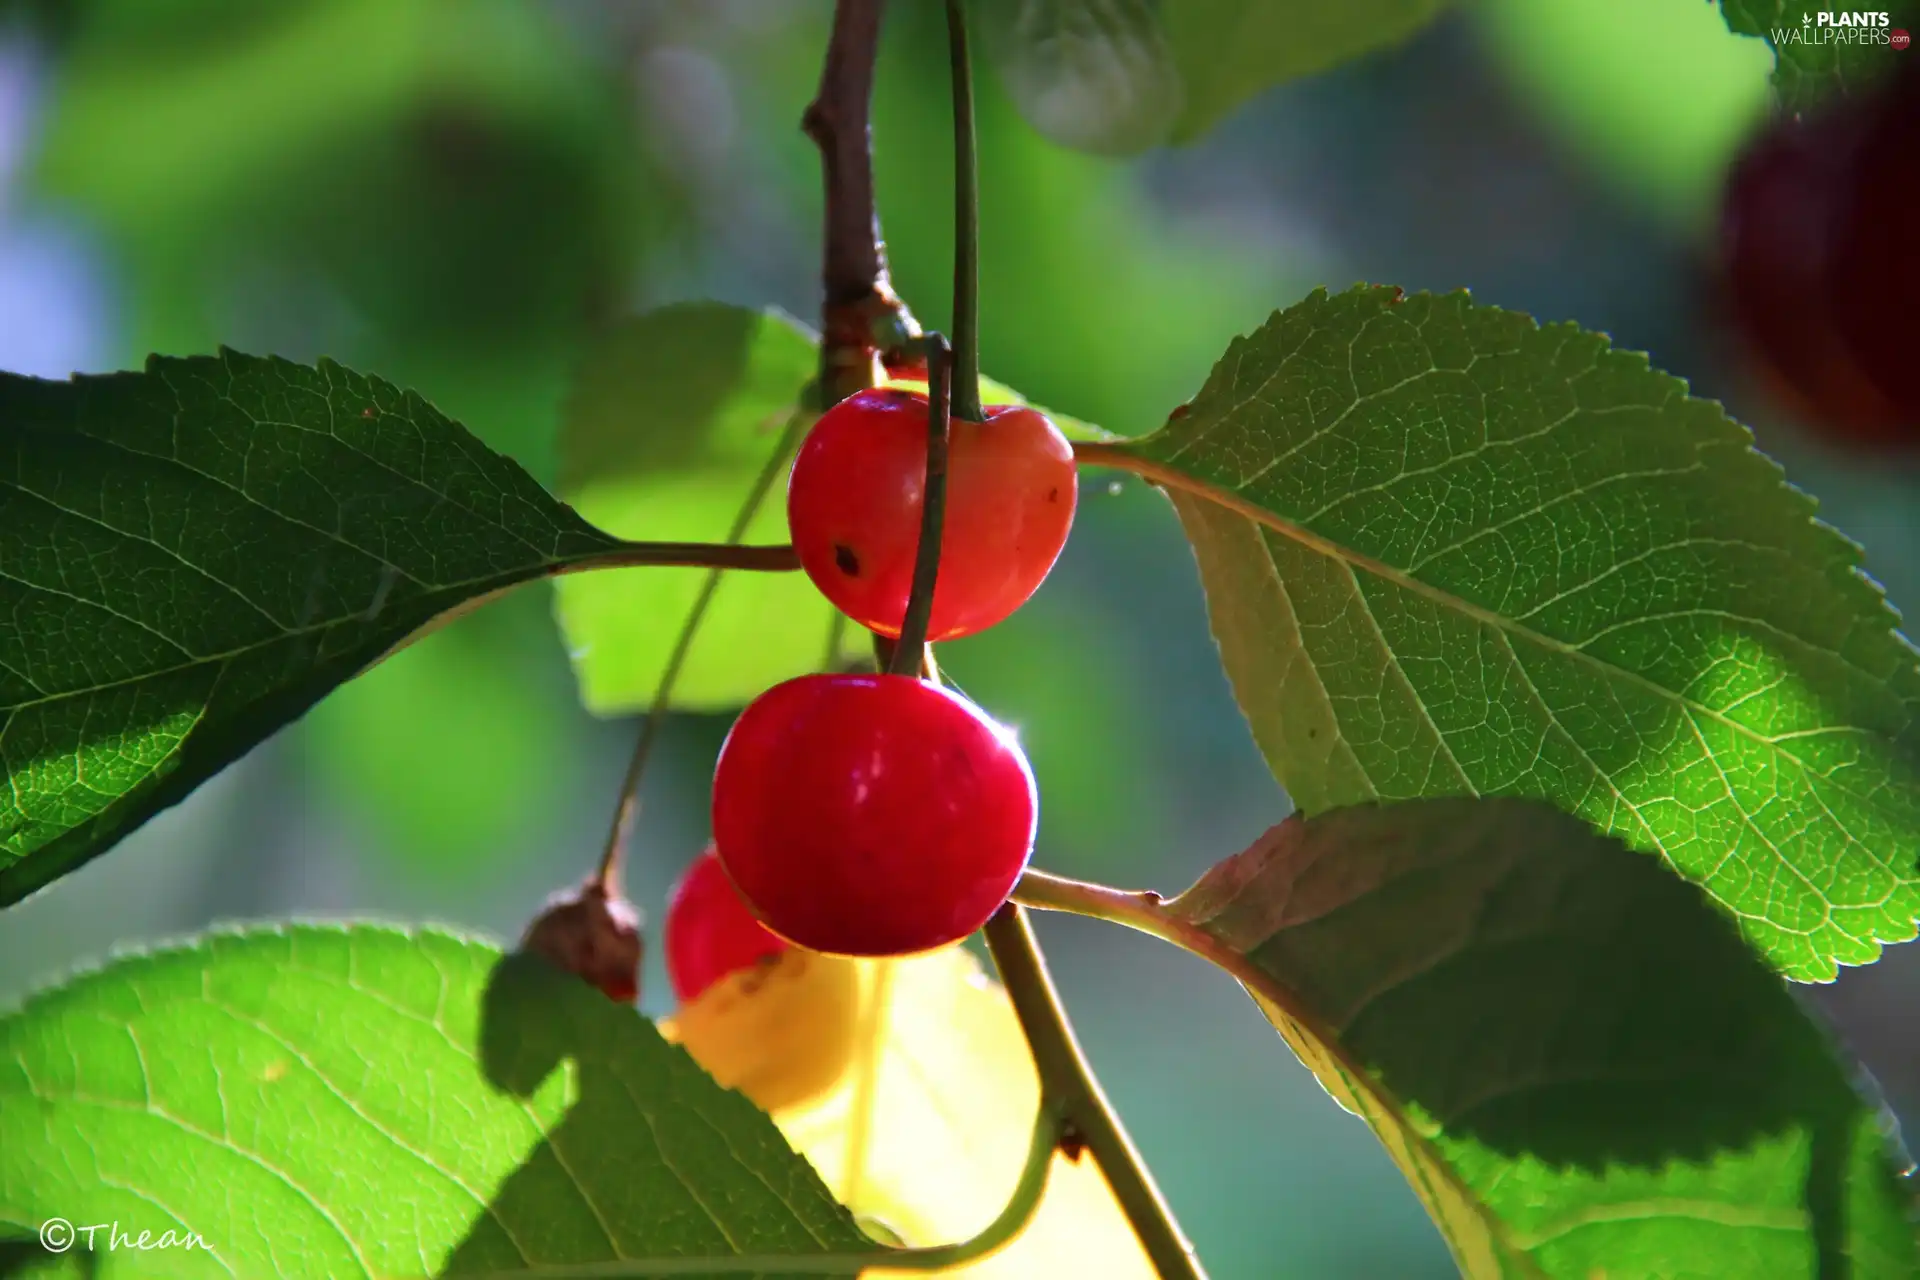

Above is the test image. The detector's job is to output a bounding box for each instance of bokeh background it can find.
[0,1,1914,1275]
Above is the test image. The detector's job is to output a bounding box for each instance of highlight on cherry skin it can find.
[710,671,1038,957]
[664,843,789,1003]
[786,386,1078,642]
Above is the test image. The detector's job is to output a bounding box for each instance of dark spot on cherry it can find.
[834,543,861,577]
[1047,487,1059,503]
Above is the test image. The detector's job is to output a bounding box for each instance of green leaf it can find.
[1163,799,1917,1278]
[0,923,882,1277]
[1160,0,1449,142]
[0,350,727,908]
[1717,1,1919,114]
[551,303,855,717]
[1119,286,1920,980]
[551,302,1112,716]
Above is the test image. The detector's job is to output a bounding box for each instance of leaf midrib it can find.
[0,560,560,716]
[1122,440,1908,843]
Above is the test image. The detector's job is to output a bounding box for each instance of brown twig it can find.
[803,0,921,406]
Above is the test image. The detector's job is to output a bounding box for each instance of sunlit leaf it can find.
[552,302,1112,716]
[0,351,674,907]
[666,946,1157,1277]
[549,302,854,717]
[1122,285,1920,980]
[0,924,881,1277]
[1164,798,1917,1278]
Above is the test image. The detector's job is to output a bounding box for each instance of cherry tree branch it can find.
[804,0,920,407]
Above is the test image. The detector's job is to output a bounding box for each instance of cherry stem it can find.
[983,903,1209,1280]
[886,334,954,676]
[944,0,984,423]
[594,412,812,893]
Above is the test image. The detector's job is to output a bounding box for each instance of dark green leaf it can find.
[1717,0,1919,113]
[0,923,881,1277]
[1165,799,1917,1278]
[0,351,705,907]
[1121,286,1920,980]
[552,302,1111,715]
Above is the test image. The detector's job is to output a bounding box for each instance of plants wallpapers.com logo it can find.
[1769,10,1911,46]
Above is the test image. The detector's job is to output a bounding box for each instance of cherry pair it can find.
[669,387,1075,987]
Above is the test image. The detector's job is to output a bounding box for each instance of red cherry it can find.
[786,388,1078,641]
[1826,58,1920,427]
[664,844,789,1003]
[1719,62,1919,449]
[710,672,1037,957]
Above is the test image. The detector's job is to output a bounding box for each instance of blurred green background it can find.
[0,2,1914,1276]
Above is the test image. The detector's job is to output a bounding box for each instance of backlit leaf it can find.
[551,302,1111,716]
[0,924,881,1277]
[666,946,1156,1277]
[1120,285,1920,980]
[1164,799,1917,1278]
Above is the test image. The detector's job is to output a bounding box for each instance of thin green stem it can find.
[595,412,811,889]
[1010,867,1186,944]
[821,607,852,673]
[983,904,1208,1280]
[887,335,953,675]
[452,1107,1062,1278]
[944,0,983,423]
